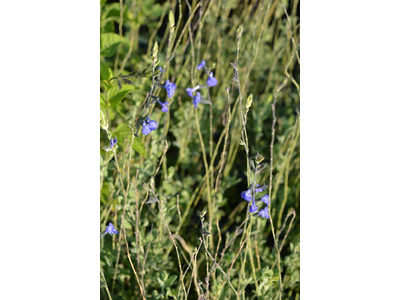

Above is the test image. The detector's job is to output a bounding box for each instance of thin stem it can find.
[121,225,146,299]
[156,197,187,299]
[268,80,288,300]
[134,169,142,284]
[194,109,213,249]
[101,270,113,300]
[185,238,203,299]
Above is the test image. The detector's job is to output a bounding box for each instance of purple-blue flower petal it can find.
[164,80,177,98]
[159,101,169,112]
[149,120,158,131]
[207,72,218,87]
[255,184,266,193]
[186,87,196,97]
[261,195,269,206]
[105,223,118,235]
[249,202,258,213]
[241,189,253,201]
[193,92,201,108]
[107,138,118,149]
[197,60,206,70]
[142,125,151,136]
[258,207,270,219]
[161,104,169,112]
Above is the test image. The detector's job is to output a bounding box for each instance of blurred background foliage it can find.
[100,0,299,299]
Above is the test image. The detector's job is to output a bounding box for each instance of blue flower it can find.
[158,100,169,112]
[258,207,270,219]
[255,184,266,193]
[157,66,163,72]
[107,138,117,149]
[249,202,258,213]
[207,72,218,87]
[197,60,206,70]
[186,87,197,97]
[187,87,202,108]
[241,189,253,202]
[241,184,265,202]
[142,125,151,136]
[164,80,177,98]
[142,119,158,135]
[105,223,118,235]
[193,92,201,108]
[260,194,269,206]
[149,120,158,131]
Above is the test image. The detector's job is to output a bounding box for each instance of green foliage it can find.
[100,0,300,299]
[100,61,112,81]
[100,33,123,57]
[107,85,136,106]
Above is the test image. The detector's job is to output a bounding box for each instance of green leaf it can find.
[100,94,115,121]
[132,138,147,158]
[100,33,122,57]
[164,275,177,287]
[100,61,112,81]
[114,123,132,146]
[107,85,135,106]
[113,124,147,158]
[123,218,132,229]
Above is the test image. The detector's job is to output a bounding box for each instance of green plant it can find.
[100,0,299,299]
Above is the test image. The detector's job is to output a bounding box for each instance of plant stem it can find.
[195,109,213,250]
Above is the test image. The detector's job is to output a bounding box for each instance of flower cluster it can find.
[186,60,218,108]
[138,78,174,135]
[137,78,174,135]
[142,118,158,136]
[241,184,266,200]
[103,56,218,141]
[240,184,270,219]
